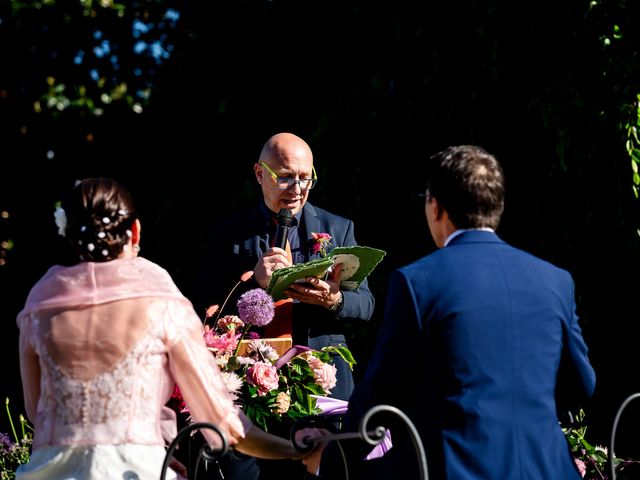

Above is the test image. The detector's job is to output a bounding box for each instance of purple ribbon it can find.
[274,344,313,370]
[313,395,393,460]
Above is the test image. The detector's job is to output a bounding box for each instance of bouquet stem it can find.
[5,397,19,444]
[205,271,255,328]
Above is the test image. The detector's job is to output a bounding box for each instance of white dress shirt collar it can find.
[444,228,494,247]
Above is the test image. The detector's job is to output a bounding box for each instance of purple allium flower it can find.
[237,288,274,327]
[0,432,13,447]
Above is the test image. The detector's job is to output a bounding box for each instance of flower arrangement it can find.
[562,408,639,479]
[173,286,355,431]
[311,232,332,257]
[1,398,33,479]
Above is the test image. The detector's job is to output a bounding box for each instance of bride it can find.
[16,177,310,479]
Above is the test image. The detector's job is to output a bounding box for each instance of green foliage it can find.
[237,354,323,431]
[585,2,640,235]
[626,94,640,220]
[562,408,640,479]
[238,346,353,432]
[0,398,33,479]
[313,345,357,371]
[0,209,13,268]
[2,0,182,117]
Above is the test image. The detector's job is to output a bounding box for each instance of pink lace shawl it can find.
[17,257,248,450]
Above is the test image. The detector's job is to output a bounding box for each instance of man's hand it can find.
[168,456,188,479]
[293,427,331,476]
[253,247,292,288]
[285,263,344,310]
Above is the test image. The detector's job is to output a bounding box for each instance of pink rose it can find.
[313,362,337,394]
[246,361,280,396]
[300,352,337,394]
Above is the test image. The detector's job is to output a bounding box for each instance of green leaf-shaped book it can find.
[266,245,386,301]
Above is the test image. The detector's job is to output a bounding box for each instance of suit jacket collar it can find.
[300,202,319,235]
[300,203,326,260]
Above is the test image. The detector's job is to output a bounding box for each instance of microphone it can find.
[274,208,293,250]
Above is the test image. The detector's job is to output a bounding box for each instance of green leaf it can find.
[322,345,357,369]
[290,384,304,404]
[304,383,326,395]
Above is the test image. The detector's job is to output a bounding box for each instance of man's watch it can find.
[329,291,343,312]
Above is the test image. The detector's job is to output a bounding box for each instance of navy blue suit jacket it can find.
[325,230,595,479]
[193,201,375,401]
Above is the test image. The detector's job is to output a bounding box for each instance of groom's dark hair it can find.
[426,145,505,230]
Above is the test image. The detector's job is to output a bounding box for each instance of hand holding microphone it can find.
[252,208,294,288]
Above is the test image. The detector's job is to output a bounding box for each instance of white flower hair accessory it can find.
[54,205,67,237]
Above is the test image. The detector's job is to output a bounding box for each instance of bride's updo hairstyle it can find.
[59,177,137,262]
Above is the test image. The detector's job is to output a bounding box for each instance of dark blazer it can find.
[323,230,595,479]
[193,200,375,401]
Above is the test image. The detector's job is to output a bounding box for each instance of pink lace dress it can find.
[16,257,250,480]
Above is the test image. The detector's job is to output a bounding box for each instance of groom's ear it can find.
[433,197,447,221]
[426,195,442,221]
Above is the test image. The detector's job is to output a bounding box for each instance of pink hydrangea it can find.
[574,458,586,478]
[246,361,280,396]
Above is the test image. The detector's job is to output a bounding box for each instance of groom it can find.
[305,145,596,479]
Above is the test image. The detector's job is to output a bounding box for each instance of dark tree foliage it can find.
[1,0,640,458]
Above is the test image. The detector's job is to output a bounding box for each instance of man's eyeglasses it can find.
[260,161,317,191]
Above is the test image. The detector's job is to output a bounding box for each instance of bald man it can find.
[192,132,375,480]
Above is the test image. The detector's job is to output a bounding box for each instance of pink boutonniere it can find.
[311,232,333,257]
